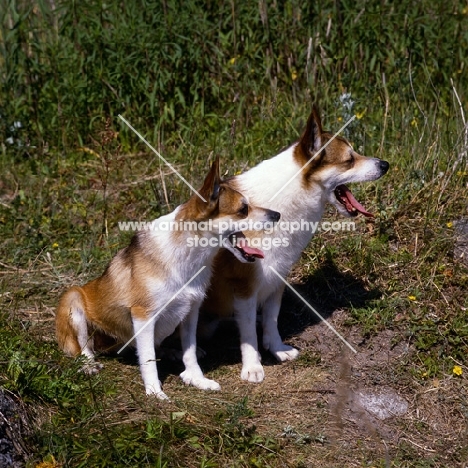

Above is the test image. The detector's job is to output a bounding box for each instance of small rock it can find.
[0,390,31,467]
[356,389,408,420]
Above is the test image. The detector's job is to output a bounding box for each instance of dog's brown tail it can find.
[55,286,87,357]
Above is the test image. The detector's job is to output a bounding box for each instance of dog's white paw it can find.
[180,370,221,391]
[146,387,170,400]
[271,345,300,362]
[240,364,265,383]
[144,381,170,400]
[80,360,103,375]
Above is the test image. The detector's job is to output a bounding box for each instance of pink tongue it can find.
[341,185,374,217]
[237,238,265,258]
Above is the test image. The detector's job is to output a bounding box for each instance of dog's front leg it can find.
[234,295,264,383]
[262,285,299,362]
[179,302,221,391]
[132,316,169,400]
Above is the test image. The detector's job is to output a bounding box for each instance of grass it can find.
[1,0,468,466]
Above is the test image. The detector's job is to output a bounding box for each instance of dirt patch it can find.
[6,261,468,467]
[282,310,467,465]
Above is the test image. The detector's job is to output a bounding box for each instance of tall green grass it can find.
[1,0,467,148]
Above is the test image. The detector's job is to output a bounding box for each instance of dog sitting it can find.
[56,157,280,399]
[181,106,389,384]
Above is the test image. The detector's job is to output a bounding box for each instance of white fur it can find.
[131,211,228,397]
[133,266,216,398]
[71,306,104,374]
[179,300,221,390]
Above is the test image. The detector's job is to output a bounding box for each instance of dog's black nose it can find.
[269,210,281,222]
[379,160,390,174]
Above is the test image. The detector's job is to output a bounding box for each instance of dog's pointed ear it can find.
[198,155,221,207]
[299,105,323,159]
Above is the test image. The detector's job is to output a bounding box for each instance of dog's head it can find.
[178,157,280,262]
[295,106,389,217]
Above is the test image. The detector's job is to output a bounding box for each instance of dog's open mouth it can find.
[334,184,373,217]
[228,232,264,262]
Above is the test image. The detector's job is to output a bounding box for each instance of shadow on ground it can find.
[154,258,382,378]
[277,257,381,340]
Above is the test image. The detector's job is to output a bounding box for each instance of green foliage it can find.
[0,314,94,405]
[0,311,278,466]
[1,0,467,148]
[213,397,278,461]
[41,397,278,467]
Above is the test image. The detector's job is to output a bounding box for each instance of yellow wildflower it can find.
[35,455,60,468]
[36,463,58,468]
[446,222,453,228]
[291,70,298,81]
[355,110,366,119]
[453,365,463,376]
[52,242,59,248]
[408,295,416,301]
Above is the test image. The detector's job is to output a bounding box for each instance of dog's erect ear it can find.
[176,157,221,222]
[198,156,221,207]
[299,105,323,159]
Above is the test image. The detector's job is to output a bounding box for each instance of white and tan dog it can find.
[186,106,389,383]
[56,157,279,399]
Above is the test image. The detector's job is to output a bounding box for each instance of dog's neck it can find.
[143,210,220,276]
[235,144,328,223]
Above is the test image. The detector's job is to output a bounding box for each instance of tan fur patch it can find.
[202,249,259,317]
[131,305,148,320]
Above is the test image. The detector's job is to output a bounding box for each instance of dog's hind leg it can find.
[261,286,299,362]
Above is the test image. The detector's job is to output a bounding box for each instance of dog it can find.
[56,157,280,399]
[182,106,389,383]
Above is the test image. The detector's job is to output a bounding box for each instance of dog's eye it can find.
[239,203,249,216]
[346,154,355,165]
